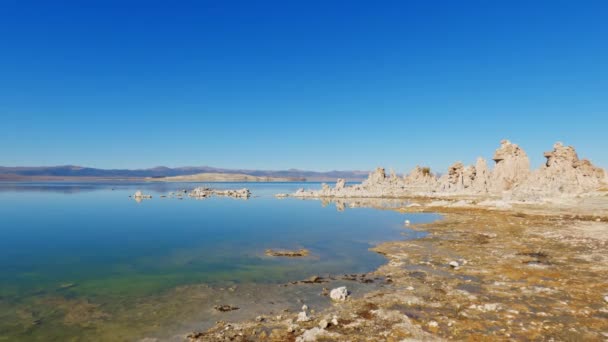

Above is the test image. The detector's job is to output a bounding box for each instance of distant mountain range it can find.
[0,165,370,182]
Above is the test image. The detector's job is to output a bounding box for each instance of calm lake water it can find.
[0,182,436,341]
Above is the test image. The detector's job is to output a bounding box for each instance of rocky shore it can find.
[183,140,608,341]
[186,196,608,341]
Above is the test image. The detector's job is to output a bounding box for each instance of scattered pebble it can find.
[449,261,460,268]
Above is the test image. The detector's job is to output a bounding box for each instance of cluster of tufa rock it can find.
[289,140,607,200]
[188,187,251,199]
[131,190,152,202]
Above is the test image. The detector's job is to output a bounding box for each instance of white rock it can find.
[189,187,251,199]
[404,219,411,226]
[428,321,439,328]
[474,303,501,312]
[301,304,308,311]
[297,311,311,322]
[319,319,329,329]
[604,295,608,303]
[296,327,336,342]
[331,315,338,326]
[329,287,349,301]
[335,178,346,190]
[132,190,152,201]
[449,261,460,268]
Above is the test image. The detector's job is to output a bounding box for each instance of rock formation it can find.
[285,140,607,201]
[329,287,349,301]
[491,140,530,193]
[189,187,251,199]
[335,178,346,190]
[472,157,490,193]
[436,162,477,193]
[513,142,606,198]
[403,166,437,192]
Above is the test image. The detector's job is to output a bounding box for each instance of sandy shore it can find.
[187,196,608,341]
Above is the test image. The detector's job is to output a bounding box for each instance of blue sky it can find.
[1,1,607,172]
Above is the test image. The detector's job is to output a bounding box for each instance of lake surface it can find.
[0,182,436,341]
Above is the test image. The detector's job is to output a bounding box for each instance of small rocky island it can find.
[264,249,310,257]
[131,187,251,201]
[188,187,251,199]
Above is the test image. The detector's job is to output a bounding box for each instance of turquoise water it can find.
[0,182,435,340]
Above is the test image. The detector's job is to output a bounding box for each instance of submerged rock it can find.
[213,305,239,312]
[265,249,310,257]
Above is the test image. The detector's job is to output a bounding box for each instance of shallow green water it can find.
[0,182,435,340]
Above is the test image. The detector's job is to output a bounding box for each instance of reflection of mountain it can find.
[0,182,207,194]
[147,173,304,182]
[0,165,368,181]
[0,183,103,194]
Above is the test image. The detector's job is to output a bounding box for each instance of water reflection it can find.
[0,182,435,341]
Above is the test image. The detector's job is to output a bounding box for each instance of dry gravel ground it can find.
[186,196,608,341]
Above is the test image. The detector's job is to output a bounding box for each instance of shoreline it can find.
[188,196,608,341]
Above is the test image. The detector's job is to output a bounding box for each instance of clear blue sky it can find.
[1,1,607,172]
